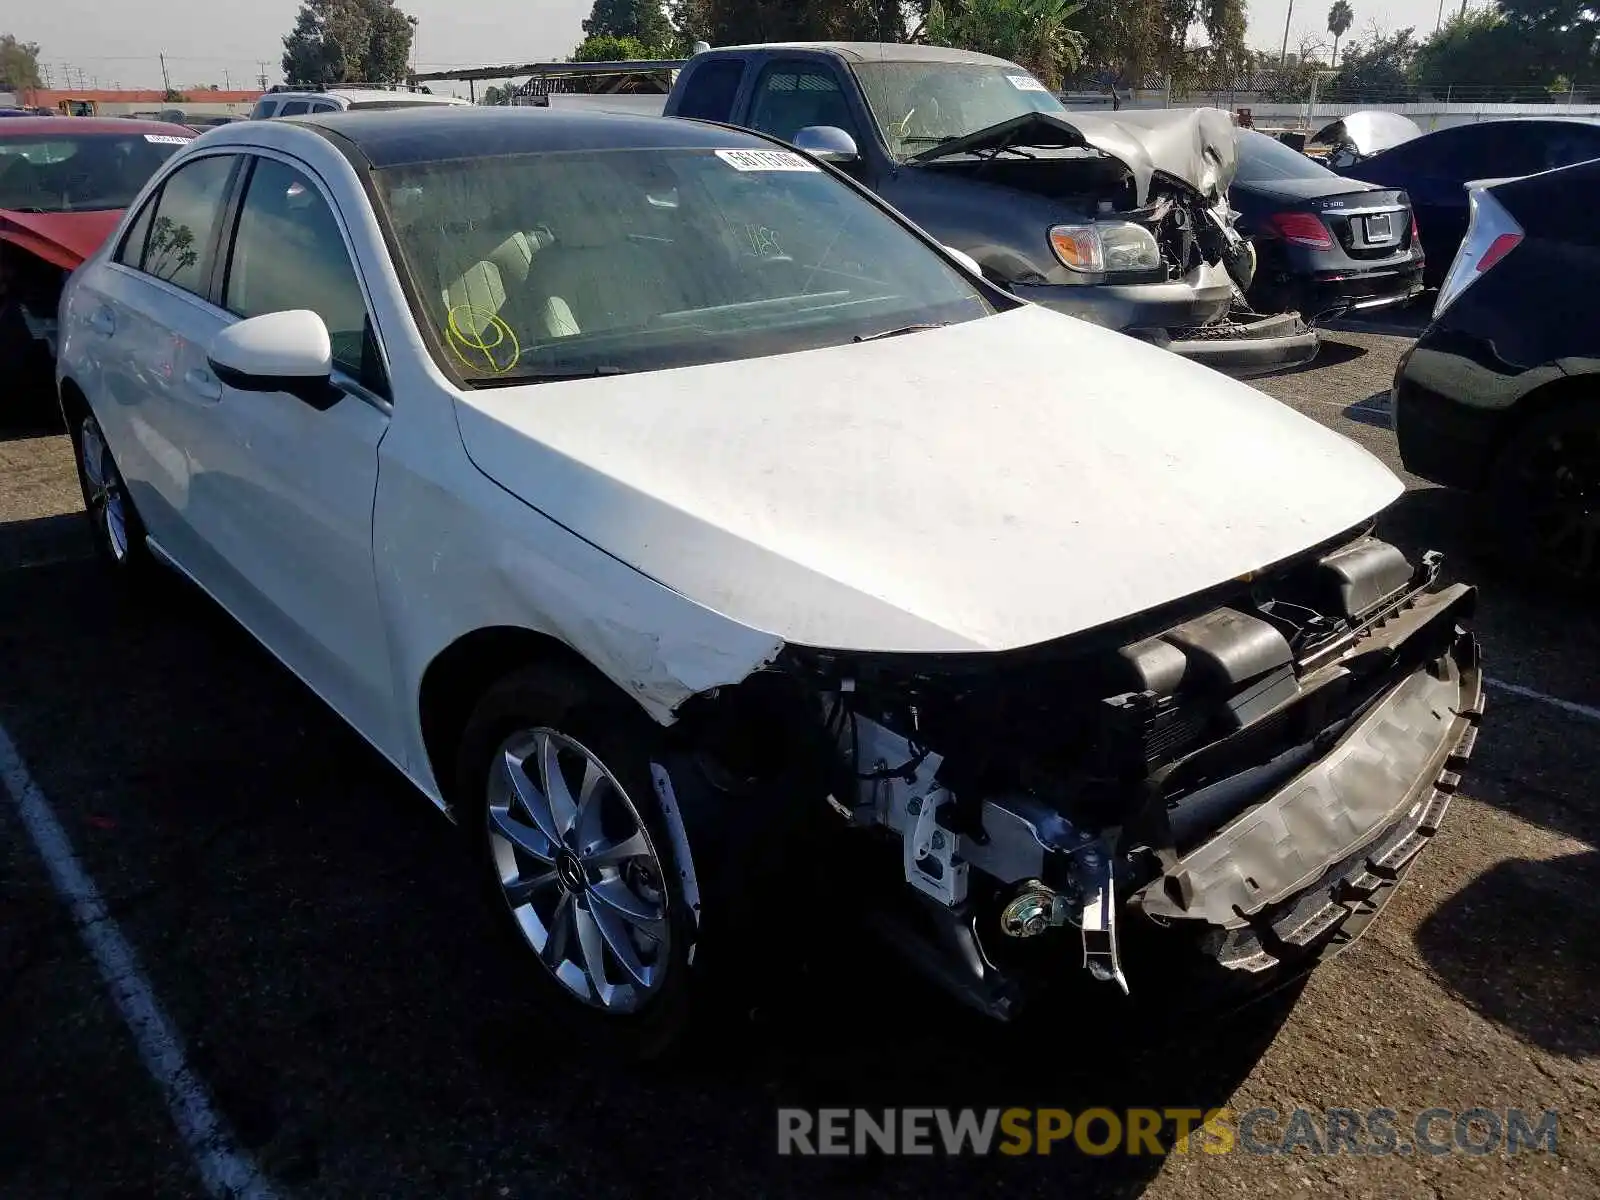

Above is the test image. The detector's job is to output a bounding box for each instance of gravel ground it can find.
[1,326,1596,1199]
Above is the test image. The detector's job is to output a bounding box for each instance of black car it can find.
[1343,117,1600,286]
[1394,157,1600,585]
[1231,128,1424,322]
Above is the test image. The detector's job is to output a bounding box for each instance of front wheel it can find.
[458,666,705,1059]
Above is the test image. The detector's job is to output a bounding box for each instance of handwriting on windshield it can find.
[445,306,521,375]
[743,224,784,259]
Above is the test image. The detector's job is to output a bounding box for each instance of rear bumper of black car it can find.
[1303,262,1426,321]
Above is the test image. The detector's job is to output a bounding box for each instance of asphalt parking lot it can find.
[3,321,1597,1199]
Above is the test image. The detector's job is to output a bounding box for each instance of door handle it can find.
[183,367,222,402]
[88,307,116,336]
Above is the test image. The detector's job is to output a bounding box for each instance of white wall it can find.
[544,93,669,117]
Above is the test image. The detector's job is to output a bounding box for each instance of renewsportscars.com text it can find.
[776,1106,1560,1157]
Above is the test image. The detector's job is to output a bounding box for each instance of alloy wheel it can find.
[78,415,130,563]
[487,728,671,1013]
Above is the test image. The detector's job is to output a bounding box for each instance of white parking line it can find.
[0,720,281,1200]
[1486,678,1600,724]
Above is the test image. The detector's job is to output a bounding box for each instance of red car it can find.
[0,116,196,415]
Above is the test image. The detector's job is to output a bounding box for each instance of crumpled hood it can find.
[451,305,1401,655]
[910,106,1239,204]
[0,208,122,271]
[1064,107,1240,203]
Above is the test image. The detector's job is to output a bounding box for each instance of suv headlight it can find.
[1049,221,1161,274]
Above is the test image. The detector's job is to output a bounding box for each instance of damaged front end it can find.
[907,108,1319,377]
[705,531,1480,1020]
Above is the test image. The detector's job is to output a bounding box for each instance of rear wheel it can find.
[458,665,705,1059]
[70,410,153,579]
[1486,404,1600,589]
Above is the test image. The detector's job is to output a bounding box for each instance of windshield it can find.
[0,132,190,213]
[852,61,1067,160]
[1234,129,1340,184]
[378,146,993,385]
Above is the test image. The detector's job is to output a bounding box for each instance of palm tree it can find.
[1327,0,1354,66]
[924,0,1088,89]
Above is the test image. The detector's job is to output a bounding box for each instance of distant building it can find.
[19,88,264,117]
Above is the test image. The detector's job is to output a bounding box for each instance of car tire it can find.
[68,409,155,581]
[457,663,717,1061]
[1484,403,1600,590]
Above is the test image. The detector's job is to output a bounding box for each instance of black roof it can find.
[299,105,773,168]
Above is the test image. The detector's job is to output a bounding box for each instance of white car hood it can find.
[453,305,1401,655]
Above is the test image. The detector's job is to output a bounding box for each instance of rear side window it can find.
[675,59,743,122]
[277,100,311,116]
[117,154,236,296]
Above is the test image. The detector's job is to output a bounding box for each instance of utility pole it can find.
[1280,0,1296,64]
[159,52,171,94]
[257,62,270,90]
[223,69,231,89]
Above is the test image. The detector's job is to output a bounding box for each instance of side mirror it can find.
[207,310,341,410]
[940,245,984,277]
[793,125,860,165]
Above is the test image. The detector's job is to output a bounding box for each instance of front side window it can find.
[277,100,312,116]
[224,157,377,385]
[852,61,1066,161]
[377,145,992,385]
[0,131,192,213]
[747,62,862,146]
[126,153,236,296]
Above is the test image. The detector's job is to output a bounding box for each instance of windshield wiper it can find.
[853,322,949,344]
[467,366,627,388]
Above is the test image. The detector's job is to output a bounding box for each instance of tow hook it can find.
[1079,845,1130,995]
[996,841,1131,995]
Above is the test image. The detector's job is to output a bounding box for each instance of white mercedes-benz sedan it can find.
[57,107,1483,1057]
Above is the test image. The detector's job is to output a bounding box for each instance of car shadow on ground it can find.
[1413,849,1600,1060]
[1263,334,1367,378]
[1343,390,1392,428]
[0,512,91,571]
[0,560,1294,1196]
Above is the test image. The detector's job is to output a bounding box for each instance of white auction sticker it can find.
[714,148,820,172]
[144,134,194,145]
[1006,74,1050,93]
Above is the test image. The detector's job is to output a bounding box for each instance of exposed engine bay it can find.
[682,529,1481,1019]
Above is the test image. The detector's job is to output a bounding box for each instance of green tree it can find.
[282,0,416,87]
[669,0,904,45]
[1069,0,1248,87]
[1412,8,1565,100]
[1326,0,1353,66]
[1322,26,1418,102]
[923,0,1087,88]
[481,84,506,105]
[0,33,43,91]
[583,0,678,52]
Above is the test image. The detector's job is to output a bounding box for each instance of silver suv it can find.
[251,85,469,119]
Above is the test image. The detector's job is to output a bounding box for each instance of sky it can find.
[13,0,1457,94]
